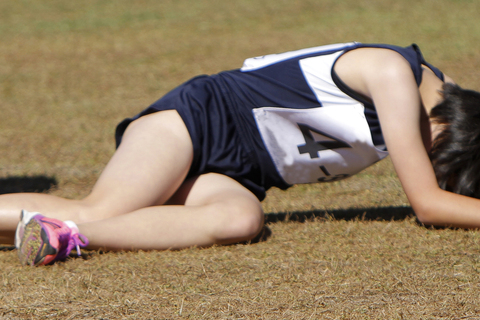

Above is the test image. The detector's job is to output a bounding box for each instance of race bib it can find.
[253,105,388,185]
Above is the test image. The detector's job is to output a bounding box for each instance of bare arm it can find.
[336,48,480,228]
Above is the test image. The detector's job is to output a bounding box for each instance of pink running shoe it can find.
[16,210,89,266]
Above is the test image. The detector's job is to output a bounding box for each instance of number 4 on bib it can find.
[297,123,352,158]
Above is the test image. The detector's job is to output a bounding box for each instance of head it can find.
[430,83,480,198]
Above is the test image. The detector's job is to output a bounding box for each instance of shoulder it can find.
[334,47,416,100]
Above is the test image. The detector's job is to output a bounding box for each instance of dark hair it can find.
[430,83,480,198]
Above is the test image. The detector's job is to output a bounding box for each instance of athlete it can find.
[2,42,480,266]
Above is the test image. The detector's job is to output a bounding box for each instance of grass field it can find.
[2,0,480,318]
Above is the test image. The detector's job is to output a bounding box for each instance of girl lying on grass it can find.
[2,42,480,266]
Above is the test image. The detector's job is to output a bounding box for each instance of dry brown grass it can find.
[3,217,480,319]
[2,0,480,318]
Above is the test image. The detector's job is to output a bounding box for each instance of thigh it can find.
[84,110,194,216]
[166,172,265,243]
[166,173,260,206]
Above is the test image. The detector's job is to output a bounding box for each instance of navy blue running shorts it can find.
[115,75,268,200]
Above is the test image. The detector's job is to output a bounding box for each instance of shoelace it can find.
[41,218,89,260]
[71,233,89,256]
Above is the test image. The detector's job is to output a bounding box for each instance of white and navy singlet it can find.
[116,42,444,200]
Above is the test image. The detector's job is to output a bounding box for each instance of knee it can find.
[210,200,264,243]
[73,198,122,224]
[231,207,264,240]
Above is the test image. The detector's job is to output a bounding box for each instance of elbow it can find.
[406,186,450,226]
[411,200,442,226]
[414,209,435,226]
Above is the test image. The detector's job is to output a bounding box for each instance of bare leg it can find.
[81,173,264,250]
[0,110,193,240]
[0,195,81,232]
[0,110,264,249]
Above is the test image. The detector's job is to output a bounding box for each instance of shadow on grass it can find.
[265,205,415,224]
[265,207,415,223]
[0,176,57,194]
[248,206,417,244]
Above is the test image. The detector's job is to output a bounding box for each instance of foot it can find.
[16,210,89,266]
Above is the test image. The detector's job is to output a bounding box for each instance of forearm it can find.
[411,189,480,228]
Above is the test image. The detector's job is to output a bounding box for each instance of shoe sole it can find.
[15,210,39,249]
[18,219,57,266]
